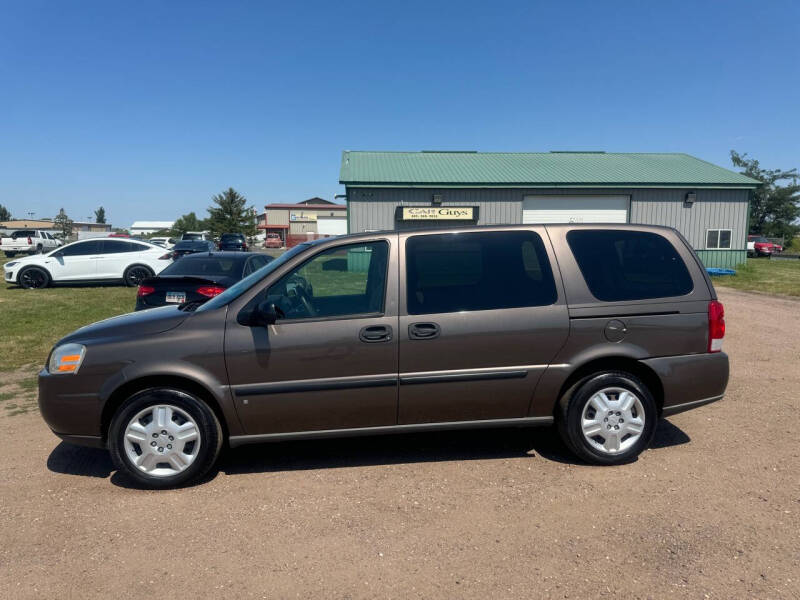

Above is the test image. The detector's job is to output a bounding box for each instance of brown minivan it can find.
[39,225,729,488]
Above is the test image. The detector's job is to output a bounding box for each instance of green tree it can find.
[94,206,106,224]
[0,204,11,221]
[731,151,800,240]
[206,187,256,239]
[53,208,74,238]
[171,212,207,236]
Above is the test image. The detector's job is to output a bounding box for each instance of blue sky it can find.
[1,0,798,228]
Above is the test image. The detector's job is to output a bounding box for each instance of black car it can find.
[218,233,248,251]
[136,252,273,310]
[169,239,216,259]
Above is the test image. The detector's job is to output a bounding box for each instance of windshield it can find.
[174,241,208,250]
[195,244,310,312]
[221,233,243,241]
[752,237,768,243]
[183,233,204,241]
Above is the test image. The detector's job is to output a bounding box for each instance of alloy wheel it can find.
[21,269,46,289]
[126,267,151,286]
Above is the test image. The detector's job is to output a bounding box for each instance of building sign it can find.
[290,210,317,222]
[397,206,477,221]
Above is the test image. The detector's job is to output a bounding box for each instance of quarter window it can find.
[567,230,693,302]
[706,229,732,249]
[405,231,557,315]
[265,241,389,320]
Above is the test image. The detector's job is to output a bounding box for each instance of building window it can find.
[706,229,732,249]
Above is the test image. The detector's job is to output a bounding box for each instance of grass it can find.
[713,257,800,297]
[0,256,137,371]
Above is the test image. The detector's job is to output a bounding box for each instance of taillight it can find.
[159,252,173,260]
[137,285,156,297]
[708,300,725,352]
[27,237,32,244]
[196,285,226,298]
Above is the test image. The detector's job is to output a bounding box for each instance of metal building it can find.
[339,151,760,268]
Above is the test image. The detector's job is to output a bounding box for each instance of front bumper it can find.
[38,368,104,441]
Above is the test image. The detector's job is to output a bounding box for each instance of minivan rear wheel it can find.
[108,388,223,488]
[557,372,657,465]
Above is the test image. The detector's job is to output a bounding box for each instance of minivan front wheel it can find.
[109,389,222,488]
[558,372,657,465]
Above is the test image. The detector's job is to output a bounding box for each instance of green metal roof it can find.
[339,151,761,188]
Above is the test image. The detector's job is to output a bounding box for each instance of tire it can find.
[18,266,51,289]
[108,388,223,488]
[36,244,43,254]
[4,251,17,258]
[123,264,154,287]
[557,371,657,465]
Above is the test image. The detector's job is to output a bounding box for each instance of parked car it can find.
[108,233,130,238]
[135,252,273,310]
[264,233,283,249]
[38,224,728,488]
[3,238,170,288]
[148,237,176,249]
[1,229,62,257]
[747,235,783,257]
[169,240,216,259]
[217,233,248,252]
[181,231,211,241]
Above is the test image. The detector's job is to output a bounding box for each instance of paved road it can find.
[1,289,798,599]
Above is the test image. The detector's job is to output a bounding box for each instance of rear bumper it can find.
[641,352,729,415]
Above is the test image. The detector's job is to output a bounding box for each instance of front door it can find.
[44,239,103,281]
[224,237,399,435]
[398,228,569,424]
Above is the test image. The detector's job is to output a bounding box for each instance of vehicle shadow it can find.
[45,419,691,488]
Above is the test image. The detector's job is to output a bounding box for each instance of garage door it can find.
[522,195,629,224]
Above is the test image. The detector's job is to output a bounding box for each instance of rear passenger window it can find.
[406,231,557,315]
[567,230,693,302]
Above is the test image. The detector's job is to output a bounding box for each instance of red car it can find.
[264,233,283,248]
[748,235,783,257]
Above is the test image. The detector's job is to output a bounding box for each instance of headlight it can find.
[5,261,18,268]
[48,343,86,374]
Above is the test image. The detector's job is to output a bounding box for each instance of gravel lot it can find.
[1,289,798,599]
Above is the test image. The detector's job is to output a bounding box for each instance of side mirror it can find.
[251,301,281,326]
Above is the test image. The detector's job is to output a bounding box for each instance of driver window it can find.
[265,241,389,320]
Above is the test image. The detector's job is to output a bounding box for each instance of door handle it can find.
[359,325,393,343]
[408,322,441,340]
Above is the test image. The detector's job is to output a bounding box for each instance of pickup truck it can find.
[1,230,62,257]
[747,235,783,257]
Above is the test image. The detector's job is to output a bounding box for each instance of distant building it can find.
[258,199,346,247]
[340,150,761,268]
[71,221,113,233]
[0,219,59,234]
[130,221,175,235]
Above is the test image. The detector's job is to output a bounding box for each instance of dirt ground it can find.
[1,289,798,599]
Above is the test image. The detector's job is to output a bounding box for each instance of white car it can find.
[148,237,176,249]
[3,238,171,289]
